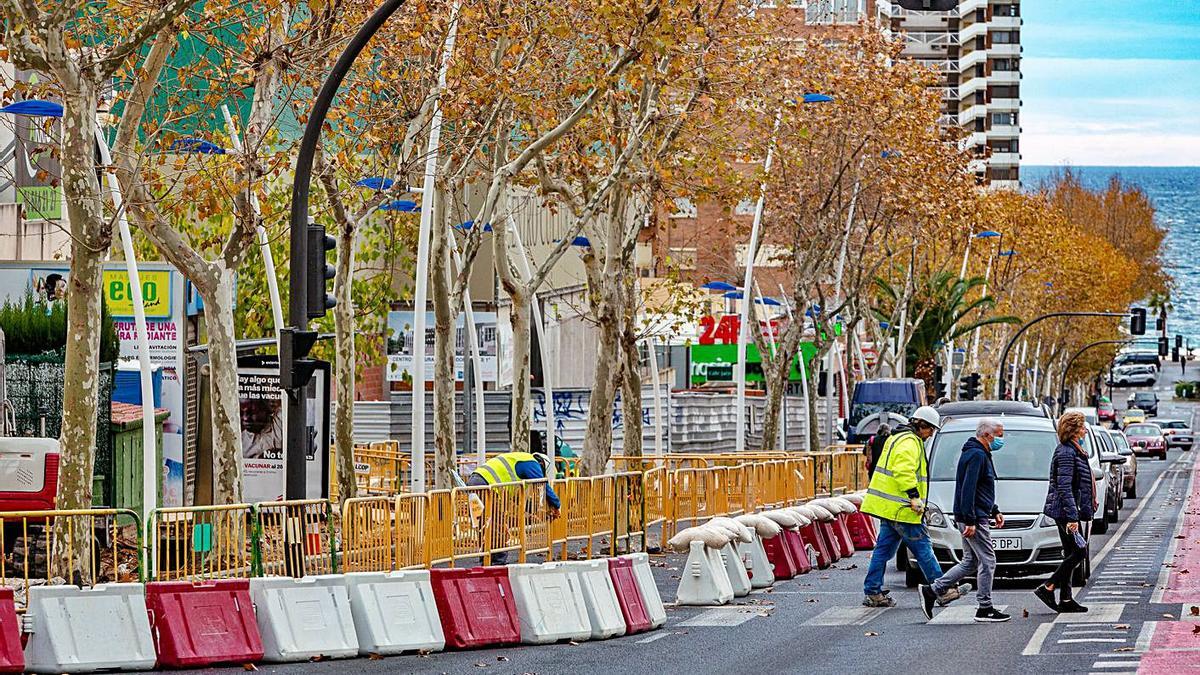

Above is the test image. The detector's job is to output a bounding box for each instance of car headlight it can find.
[1035,514,1057,528]
[926,503,948,528]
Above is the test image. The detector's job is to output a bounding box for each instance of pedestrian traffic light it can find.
[958,373,982,401]
[893,0,958,9]
[1130,308,1146,335]
[1158,336,1169,358]
[306,223,337,319]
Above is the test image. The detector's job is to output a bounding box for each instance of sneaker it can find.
[863,593,896,608]
[1057,599,1088,613]
[974,607,1011,623]
[919,584,937,620]
[937,583,973,607]
[1033,585,1058,612]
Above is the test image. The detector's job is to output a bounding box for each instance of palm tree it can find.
[875,271,1020,396]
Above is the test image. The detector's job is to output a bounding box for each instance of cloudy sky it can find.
[1021,1,1200,167]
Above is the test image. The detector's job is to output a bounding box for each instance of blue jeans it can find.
[863,518,943,596]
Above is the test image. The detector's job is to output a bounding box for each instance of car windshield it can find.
[1134,394,1156,403]
[849,401,916,426]
[930,429,1058,481]
[1126,425,1160,437]
[1159,421,1187,429]
[1109,434,1130,451]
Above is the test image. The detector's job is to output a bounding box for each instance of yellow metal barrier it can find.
[0,508,142,610]
[255,499,337,576]
[151,504,254,581]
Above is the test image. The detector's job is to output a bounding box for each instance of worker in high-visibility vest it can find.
[467,451,561,517]
[859,406,962,609]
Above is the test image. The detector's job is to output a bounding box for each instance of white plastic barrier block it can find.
[344,571,445,655]
[719,542,752,597]
[623,552,667,628]
[743,533,775,589]
[508,563,592,644]
[676,541,734,606]
[562,560,625,640]
[251,576,359,662]
[24,583,156,673]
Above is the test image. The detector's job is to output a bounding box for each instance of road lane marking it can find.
[635,632,671,644]
[1022,623,1053,656]
[928,605,1008,625]
[1053,603,1125,623]
[679,607,767,627]
[1093,456,1186,569]
[1058,638,1128,644]
[1135,621,1157,652]
[803,606,887,626]
[1152,455,1197,603]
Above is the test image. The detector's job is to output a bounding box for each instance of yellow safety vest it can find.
[859,430,929,524]
[475,452,537,485]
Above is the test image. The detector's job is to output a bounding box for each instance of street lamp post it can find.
[995,311,1126,400]
[1059,339,1135,408]
[947,229,1001,397]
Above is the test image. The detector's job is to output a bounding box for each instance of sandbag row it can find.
[667,495,876,606]
[12,554,668,673]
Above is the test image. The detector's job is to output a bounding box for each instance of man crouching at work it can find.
[859,406,965,609]
[467,451,561,564]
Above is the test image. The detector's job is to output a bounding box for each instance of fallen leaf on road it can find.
[1022,609,1029,618]
[864,631,879,637]
[807,597,820,603]
[474,662,489,668]
[1115,647,1135,652]
[568,641,580,646]
[1193,626,1200,635]
[1164,613,1176,619]
[368,653,384,661]
[498,656,510,662]
[1192,606,1199,617]
[242,665,258,672]
[1115,624,1130,630]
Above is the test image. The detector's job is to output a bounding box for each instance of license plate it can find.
[992,537,1021,551]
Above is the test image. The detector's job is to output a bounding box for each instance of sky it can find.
[1021,1,1200,167]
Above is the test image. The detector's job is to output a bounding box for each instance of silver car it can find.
[914,415,1096,583]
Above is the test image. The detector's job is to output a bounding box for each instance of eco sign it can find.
[103,269,172,318]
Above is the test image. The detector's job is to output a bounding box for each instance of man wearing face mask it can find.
[921,418,1009,623]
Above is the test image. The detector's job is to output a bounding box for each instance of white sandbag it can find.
[829,496,858,513]
[735,514,781,539]
[668,526,731,552]
[707,517,753,544]
[761,510,799,529]
[810,498,845,515]
[806,503,836,522]
[783,508,812,528]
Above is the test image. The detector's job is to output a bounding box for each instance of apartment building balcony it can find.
[991,43,1022,56]
[991,15,1022,29]
[968,158,989,174]
[989,97,1021,110]
[990,70,1022,84]
[987,124,1021,138]
[959,21,989,43]
[959,103,989,124]
[989,152,1021,166]
[960,75,988,98]
[959,49,988,72]
[964,132,988,148]
[990,179,1021,191]
[901,31,960,49]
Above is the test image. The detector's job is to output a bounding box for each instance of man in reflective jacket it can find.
[860,406,960,608]
[468,451,561,514]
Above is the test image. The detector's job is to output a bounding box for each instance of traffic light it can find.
[958,373,982,401]
[1158,336,1169,358]
[1176,334,1183,350]
[1130,308,1146,335]
[893,0,958,9]
[1173,346,1181,363]
[306,223,337,319]
[279,327,320,390]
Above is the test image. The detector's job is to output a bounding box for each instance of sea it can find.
[1022,165,1200,343]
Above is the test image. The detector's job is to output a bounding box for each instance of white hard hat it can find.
[532,452,553,473]
[910,405,941,430]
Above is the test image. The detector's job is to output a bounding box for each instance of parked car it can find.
[1065,406,1100,426]
[1152,419,1194,450]
[1098,399,1117,424]
[846,378,926,444]
[1127,391,1160,416]
[1122,408,1147,428]
[1110,364,1157,387]
[1088,424,1126,518]
[1079,424,1123,533]
[934,399,1053,424]
[919,415,1101,584]
[1115,350,1162,370]
[1125,423,1168,460]
[1107,429,1138,498]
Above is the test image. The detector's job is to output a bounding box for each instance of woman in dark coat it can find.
[1034,411,1096,613]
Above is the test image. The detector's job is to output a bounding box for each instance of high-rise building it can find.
[878,0,1022,189]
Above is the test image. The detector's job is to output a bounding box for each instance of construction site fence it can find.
[0,449,868,594]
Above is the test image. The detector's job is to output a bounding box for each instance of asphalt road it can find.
[187,366,1200,675]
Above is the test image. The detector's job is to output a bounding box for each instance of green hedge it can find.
[0,290,120,362]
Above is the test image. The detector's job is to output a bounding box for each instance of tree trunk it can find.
[759,353,791,452]
[54,87,107,582]
[619,326,643,459]
[507,292,532,454]
[431,209,458,489]
[807,364,822,452]
[333,225,358,504]
[581,299,620,475]
[205,271,244,504]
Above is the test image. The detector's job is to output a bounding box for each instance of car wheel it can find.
[1160,451,1168,460]
[1093,514,1109,535]
[1186,445,1194,452]
[905,559,923,588]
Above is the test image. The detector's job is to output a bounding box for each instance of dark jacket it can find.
[1043,441,1095,522]
[865,430,891,477]
[952,436,1000,525]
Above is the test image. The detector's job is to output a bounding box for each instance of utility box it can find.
[105,401,167,516]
